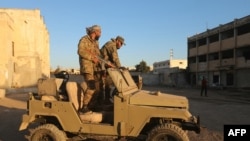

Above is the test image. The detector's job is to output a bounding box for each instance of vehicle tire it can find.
[30,124,67,141]
[146,123,189,141]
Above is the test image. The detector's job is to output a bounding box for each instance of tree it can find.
[135,60,150,73]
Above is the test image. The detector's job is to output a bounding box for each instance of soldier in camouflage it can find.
[100,36,126,103]
[77,25,102,113]
[100,36,126,68]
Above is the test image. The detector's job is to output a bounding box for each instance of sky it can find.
[1,0,250,69]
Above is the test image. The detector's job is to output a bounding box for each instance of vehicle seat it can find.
[66,81,103,123]
[37,78,63,101]
[66,81,84,111]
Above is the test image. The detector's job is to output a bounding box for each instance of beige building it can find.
[0,8,50,89]
[153,59,187,72]
[188,15,250,88]
[153,59,187,86]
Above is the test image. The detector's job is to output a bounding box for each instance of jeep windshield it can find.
[107,68,139,95]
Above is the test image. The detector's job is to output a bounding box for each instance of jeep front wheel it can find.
[147,124,189,141]
[29,124,67,141]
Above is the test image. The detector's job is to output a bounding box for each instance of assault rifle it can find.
[86,49,116,68]
[96,55,116,68]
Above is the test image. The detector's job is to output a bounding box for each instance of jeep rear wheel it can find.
[29,124,67,141]
[147,124,189,141]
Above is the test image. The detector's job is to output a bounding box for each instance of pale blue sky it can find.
[2,0,250,69]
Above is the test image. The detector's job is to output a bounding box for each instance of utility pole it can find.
[170,49,173,60]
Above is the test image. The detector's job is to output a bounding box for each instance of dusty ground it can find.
[145,86,250,141]
[1,83,250,141]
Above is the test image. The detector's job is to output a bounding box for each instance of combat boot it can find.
[79,89,95,114]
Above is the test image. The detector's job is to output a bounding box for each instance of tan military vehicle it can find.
[19,68,200,141]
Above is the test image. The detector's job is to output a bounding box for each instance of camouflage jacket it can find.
[100,39,121,68]
[77,35,102,74]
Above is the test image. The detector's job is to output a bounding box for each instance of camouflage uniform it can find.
[77,34,102,111]
[100,37,125,102]
[100,38,121,68]
[78,35,102,74]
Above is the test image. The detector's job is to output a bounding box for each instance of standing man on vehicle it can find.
[77,25,102,113]
[100,36,126,68]
[100,36,126,103]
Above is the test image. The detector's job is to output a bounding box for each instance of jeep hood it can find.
[129,90,189,109]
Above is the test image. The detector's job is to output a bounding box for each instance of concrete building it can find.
[153,59,187,73]
[153,59,188,86]
[0,8,49,89]
[188,15,250,88]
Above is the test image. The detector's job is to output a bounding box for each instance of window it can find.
[237,23,250,36]
[188,57,196,64]
[198,38,206,46]
[221,49,234,59]
[188,40,196,49]
[198,55,207,62]
[236,46,250,60]
[12,41,15,56]
[221,29,234,40]
[209,34,219,43]
[208,52,219,61]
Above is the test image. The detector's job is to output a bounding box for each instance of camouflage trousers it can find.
[81,72,103,109]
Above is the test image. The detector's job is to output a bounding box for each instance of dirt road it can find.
[144,86,250,141]
[1,86,250,141]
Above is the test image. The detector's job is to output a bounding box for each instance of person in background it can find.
[200,76,208,97]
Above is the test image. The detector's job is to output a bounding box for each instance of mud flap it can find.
[19,114,34,131]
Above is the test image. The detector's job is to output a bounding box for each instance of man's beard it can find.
[95,36,100,41]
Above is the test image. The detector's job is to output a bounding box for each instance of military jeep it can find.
[19,68,200,141]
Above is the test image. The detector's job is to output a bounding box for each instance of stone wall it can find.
[0,9,49,88]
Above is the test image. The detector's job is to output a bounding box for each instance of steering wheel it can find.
[54,71,69,82]
[54,71,70,95]
[61,71,69,82]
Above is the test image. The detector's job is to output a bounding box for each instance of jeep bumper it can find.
[182,115,200,133]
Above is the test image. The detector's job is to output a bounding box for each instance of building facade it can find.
[153,59,187,86]
[0,9,50,88]
[188,15,250,88]
[153,59,187,72]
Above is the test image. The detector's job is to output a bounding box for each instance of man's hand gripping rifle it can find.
[97,55,116,69]
[86,49,120,102]
[86,49,116,69]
